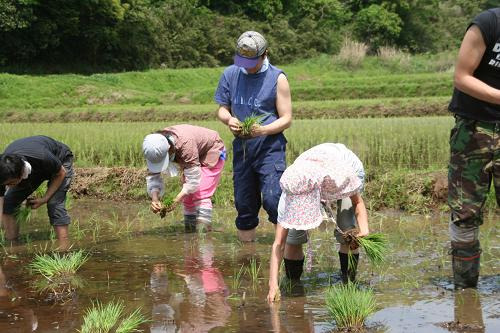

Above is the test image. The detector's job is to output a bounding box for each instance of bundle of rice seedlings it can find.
[346,232,388,267]
[79,300,148,333]
[240,114,263,160]
[159,194,176,218]
[29,250,89,300]
[29,250,89,278]
[15,204,32,224]
[325,282,376,330]
[240,114,263,137]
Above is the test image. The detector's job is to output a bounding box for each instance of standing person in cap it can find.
[143,124,226,231]
[266,143,369,302]
[447,7,500,289]
[215,30,292,242]
[0,136,74,244]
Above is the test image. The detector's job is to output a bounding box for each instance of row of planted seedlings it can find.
[27,248,149,332]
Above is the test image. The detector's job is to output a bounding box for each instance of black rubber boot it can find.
[283,258,304,280]
[184,215,197,233]
[339,252,358,284]
[451,240,481,289]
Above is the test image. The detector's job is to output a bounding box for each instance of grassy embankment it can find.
[2,51,495,212]
[0,52,456,122]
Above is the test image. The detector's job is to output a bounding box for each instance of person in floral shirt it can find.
[267,143,369,302]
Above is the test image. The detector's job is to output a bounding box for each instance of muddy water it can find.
[0,200,498,332]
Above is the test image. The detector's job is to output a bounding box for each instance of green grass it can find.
[325,282,376,330]
[79,301,124,333]
[0,52,455,121]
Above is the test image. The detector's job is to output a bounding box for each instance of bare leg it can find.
[1,214,19,241]
[53,225,70,251]
[238,228,256,242]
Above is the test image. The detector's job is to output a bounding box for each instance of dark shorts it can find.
[3,158,73,226]
[448,115,499,227]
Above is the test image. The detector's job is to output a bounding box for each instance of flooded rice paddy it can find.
[0,199,498,332]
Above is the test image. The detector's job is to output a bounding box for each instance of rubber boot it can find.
[451,240,481,289]
[184,215,197,233]
[283,258,304,280]
[339,252,358,284]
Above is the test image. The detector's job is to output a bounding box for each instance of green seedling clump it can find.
[160,194,176,218]
[240,114,263,137]
[325,282,376,330]
[347,232,388,266]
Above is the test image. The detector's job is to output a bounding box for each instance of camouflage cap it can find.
[234,31,268,68]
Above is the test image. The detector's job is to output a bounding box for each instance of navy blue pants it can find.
[233,134,286,230]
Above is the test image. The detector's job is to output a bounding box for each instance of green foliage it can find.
[353,4,402,51]
[325,282,376,330]
[354,233,388,266]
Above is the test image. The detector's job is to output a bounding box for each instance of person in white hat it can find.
[143,124,226,231]
[267,143,370,302]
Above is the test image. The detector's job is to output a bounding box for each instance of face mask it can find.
[22,161,32,179]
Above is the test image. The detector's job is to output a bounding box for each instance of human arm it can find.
[147,173,165,213]
[454,25,500,105]
[350,193,369,237]
[267,224,289,303]
[29,166,66,209]
[253,73,292,137]
[174,166,201,204]
[217,105,242,136]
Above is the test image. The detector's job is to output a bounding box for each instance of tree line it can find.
[0,0,495,73]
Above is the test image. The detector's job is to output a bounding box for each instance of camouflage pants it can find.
[448,115,500,228]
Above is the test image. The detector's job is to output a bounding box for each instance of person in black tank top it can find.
[447,8,500,289]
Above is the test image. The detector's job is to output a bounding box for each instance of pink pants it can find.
[183,157,225,217]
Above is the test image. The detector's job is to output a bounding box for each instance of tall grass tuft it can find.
[29,250,89,300]
[115,307,149,333]
[29,250,89,278]
[246,257,261,285]
[15,205,32,225]
[79,300,124,333]
[325,282,376,330]
[337,38,368,69]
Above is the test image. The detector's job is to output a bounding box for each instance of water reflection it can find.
[452,289,485,332]
[0,263,38,332]
[149,237,231,332]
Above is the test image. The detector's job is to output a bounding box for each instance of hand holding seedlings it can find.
[27,197,47,209]
[227,117,242,136]
[239,114,263,139]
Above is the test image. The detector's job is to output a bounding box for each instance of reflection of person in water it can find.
[176,238,231,332]
[150,263,177,333]
[268,297,315,333]
[452,289,485,332]
[0,262,38,331]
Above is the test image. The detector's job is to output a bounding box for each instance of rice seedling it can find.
[29,250,89,279]
[115,308,149,333]
[240,114,263,137]
[246,257,261,285]
[240,114,263,160]
[160,193,177,218]
[29,250,89,301]
[325,282,376,330]
[346,233,388,267]
[15,204,31,225]
[231,264,245,290]
[79,300,124,333]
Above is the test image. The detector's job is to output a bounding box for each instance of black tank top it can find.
[449,8,500,123]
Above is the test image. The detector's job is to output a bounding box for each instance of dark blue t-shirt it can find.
[449,8,500,122]
[0,136,72,196]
